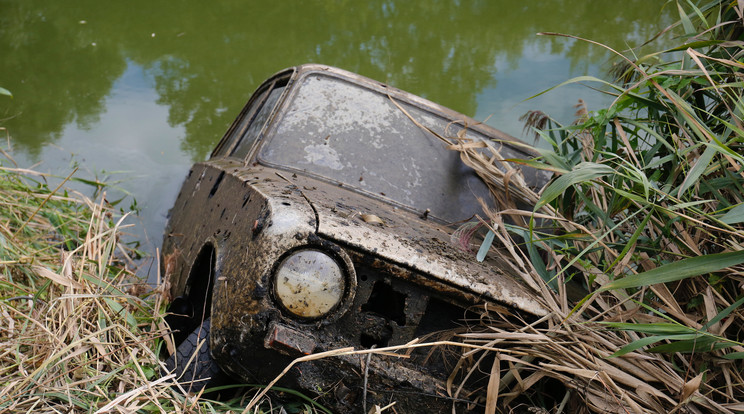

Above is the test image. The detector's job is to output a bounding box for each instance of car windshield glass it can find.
[258,74,495,222]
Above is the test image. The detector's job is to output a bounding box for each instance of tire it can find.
[164,318,226,393]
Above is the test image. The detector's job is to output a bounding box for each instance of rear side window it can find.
[211,73,289,160]
[231,85,285,160]
[211,86,269,158]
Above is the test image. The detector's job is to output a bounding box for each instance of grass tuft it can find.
[0,153,304,413]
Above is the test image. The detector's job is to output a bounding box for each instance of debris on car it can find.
[162,64,550,412]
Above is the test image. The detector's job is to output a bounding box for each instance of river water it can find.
[0,0,673,282]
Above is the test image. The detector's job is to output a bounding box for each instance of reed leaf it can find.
[535,162,615,209]
[720,203,744,224]
[599,250,744,291]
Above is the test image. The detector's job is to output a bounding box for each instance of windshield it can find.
[258,74,494,222]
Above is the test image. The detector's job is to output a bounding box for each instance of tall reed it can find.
[440,1,744,412]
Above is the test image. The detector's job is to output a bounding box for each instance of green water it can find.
[0,0,673,279]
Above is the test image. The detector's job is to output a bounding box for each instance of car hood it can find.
[291,175,549,317]
[228,162,547,317]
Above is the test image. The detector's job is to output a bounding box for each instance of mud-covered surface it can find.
[162,162,530,412]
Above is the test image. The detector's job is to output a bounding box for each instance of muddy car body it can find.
[163,64,548,412]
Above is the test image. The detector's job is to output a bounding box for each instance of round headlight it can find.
[274,249,345,319]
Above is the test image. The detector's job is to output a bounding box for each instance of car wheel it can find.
[164,318,226,393]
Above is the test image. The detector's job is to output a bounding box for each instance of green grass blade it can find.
[702,296,744,330]
[720,203,744,224]
[601,322,694,335]
[648,335,730,353]
[598,250,744,292]
[678,1,695,34]
[525,220,558,291]
[677,144,717,197]
[535,162,615,210]
[476,230,495,262]
[722,352,744,360]
[103,297,138,329]
[607,335,668,358]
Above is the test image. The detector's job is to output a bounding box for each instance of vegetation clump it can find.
[442,0,744,412]
[0,156,299,412]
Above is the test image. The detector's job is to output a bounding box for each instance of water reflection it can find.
[1,0,672,160]
[0,0,672,278]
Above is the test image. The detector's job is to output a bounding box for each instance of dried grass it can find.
[1,165,163,412]
[0,158,290,413]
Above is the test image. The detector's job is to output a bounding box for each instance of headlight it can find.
[274,249,346,319]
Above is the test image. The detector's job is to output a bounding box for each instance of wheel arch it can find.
[184,239,220,320]
[166,237,222,346]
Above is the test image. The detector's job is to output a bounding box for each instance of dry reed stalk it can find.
[441,134,742,413]
[0,160,247,413]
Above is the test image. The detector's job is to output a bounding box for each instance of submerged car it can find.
[162,64,549,412]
